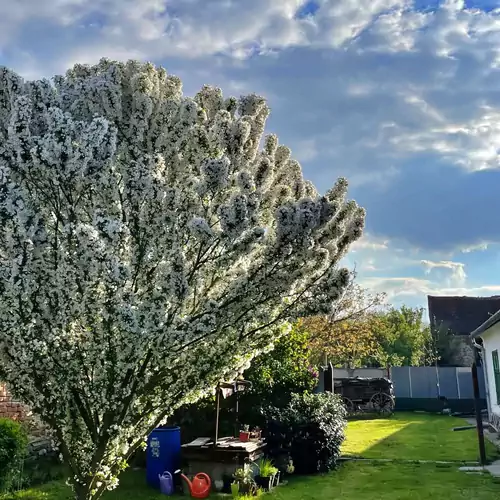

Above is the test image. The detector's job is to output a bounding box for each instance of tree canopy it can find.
[0,59,364,499]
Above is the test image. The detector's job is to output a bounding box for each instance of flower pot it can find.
[239,431,250,442]
[239,482,253,494]
[230,482,239,498]
[255,475,273,491]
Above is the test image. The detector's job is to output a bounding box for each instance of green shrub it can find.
[0,418,28,492]
[169,323,318,441]
[244,323,317,399]
[264,392,347,474]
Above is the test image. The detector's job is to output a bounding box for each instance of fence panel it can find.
[323,365,487,413]
[437,367,459,399]
[332,368,386,379]
[409,367,439,398]
[389,367,411,398]
[457,367,474,399]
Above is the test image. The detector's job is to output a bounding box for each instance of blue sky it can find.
[2,0,500,313]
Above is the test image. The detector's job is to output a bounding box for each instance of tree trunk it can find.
[72,473,107,500]
[73,483,93,500]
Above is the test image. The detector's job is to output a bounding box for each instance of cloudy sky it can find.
[2,0,500,313]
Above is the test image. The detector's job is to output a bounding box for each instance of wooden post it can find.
[214,385,220,448]
[456,367,461,400]
[472,360,487,466]
[324,362,334,392]
[235,386,240,438]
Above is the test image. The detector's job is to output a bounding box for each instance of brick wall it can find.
[0,382,55,459]
[0,382,29,421]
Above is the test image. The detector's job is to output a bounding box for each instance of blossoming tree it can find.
[0,59,364,499]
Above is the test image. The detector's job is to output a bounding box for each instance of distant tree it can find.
[304,305,435,371]
[302,314,382,372]
[369,306,431,367]
[425,319,462,366]
[301,270,386,370]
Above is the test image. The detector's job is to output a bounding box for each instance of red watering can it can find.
[176,470,211,499]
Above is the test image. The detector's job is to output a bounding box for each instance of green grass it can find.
[5,464,500,500]
[273,462,500,500]
[3,412,500,499]
[342,412,499,462]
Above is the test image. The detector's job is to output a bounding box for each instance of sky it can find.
[1,0,500,315]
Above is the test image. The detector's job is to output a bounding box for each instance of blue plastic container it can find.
[146,426,181,489]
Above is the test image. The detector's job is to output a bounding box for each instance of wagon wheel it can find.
[342,397,354,414]
[370,392,394,415]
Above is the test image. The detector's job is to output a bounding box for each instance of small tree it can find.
[245,321,317,397]
[328,268,386,324]
[0,59,364,499]
[425,319,461,366]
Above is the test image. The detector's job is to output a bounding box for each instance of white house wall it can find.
[481,323,500,428]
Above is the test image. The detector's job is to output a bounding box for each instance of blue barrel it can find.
[146,426,181,489]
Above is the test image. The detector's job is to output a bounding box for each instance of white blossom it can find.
[0,59,364,500]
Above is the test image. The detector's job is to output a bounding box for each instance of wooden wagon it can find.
[334,377,395,415]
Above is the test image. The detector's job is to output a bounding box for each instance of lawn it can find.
[3,412,500,500]
[6,464,500,500]
[274,462,500,500]
[342,412,499,462]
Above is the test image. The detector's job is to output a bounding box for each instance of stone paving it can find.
[459,419,500,477]
[459,461,500,477]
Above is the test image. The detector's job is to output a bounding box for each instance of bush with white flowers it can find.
[0,59,364,499]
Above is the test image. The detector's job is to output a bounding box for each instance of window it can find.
[492,350,500,405]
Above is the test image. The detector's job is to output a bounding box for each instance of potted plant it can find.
[254,458,278,491]
[250,427,262,441]
[239,424,250,442]
[233,464,255,494]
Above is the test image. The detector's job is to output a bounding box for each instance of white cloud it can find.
[461,242,489,253]
[421,259,467,284]
[350,233,390,252]
[4,0,500,178]
[0,0,403,74]
[345,235,498,310]
[360,275,500,302]
[361,258,379,272]
[293,138,319,162]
